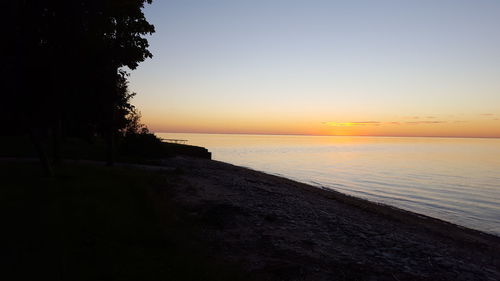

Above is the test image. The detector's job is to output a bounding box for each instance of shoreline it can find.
[253,169,500,239]
[152,156,500,280]
[231,159,500,245]
[259,168,500,242]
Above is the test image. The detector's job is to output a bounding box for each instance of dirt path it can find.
[152,157,500,281]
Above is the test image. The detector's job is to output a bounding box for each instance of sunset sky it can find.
[129,0,500,138]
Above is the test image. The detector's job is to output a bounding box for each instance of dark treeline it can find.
[1,0,157,173]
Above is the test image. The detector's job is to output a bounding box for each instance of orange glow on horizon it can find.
[142,112,500,139]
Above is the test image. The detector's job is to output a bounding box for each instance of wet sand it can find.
[151,157,500,281]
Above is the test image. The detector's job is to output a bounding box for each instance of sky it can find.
[129,0,500,138]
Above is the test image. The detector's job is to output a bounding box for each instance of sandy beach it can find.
[151,156,500,281]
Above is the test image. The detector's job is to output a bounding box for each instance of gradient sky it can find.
[129,0,500,138]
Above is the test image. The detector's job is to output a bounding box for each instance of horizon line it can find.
[152,131,500,140]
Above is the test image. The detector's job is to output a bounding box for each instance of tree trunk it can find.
[106,126,114,166]
[52,118,62,165]
[29,128,52,176]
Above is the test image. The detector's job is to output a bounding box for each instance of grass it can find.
[0,162,248,281]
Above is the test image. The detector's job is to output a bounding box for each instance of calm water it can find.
[158,133,500,236]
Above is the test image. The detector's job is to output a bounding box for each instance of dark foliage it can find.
[1,0,156,171]
[119,132,165,162]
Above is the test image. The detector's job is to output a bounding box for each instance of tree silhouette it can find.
[74,0,155,165]
[3,0,155,173]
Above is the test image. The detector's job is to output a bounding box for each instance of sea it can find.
[157,133,500,236]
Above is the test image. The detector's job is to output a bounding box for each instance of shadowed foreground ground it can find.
[0,161,247,281]
[1,158,499,280]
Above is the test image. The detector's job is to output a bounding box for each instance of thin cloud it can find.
[323,121,381,127]
[480,113,495,116]
[405,121,446,125]
[324,120,449,126]
[351,121,380,124]
[404,116,437,119]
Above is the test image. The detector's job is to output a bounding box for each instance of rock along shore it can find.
[151,157,500,281]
